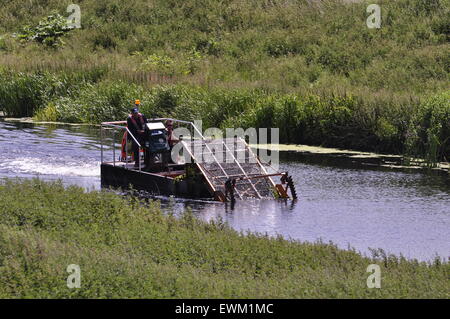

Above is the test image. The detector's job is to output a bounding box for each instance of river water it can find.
[0,120,448,262]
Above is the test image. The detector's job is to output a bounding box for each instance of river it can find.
[0,120,448,262]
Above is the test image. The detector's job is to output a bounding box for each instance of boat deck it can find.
[102,161,185,178]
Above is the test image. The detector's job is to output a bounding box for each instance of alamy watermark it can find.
[67,4,81,29]
[366,264,381,288]
[67,264,81,288]
[366,4,381,29]
[168,121,280,171]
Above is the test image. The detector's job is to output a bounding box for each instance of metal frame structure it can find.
[101,118,202,172]
[100,118,291,200]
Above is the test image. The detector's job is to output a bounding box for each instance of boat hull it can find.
[100,163,212,199]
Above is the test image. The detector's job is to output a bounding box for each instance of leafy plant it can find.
[18,13,73,48]
[407,91,450,164]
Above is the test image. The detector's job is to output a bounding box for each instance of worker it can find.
[127,100,148,168]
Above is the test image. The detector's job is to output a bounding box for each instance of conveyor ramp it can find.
[181,137,277,199]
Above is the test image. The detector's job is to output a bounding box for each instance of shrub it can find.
[407,91,450,163]
[54,81,144,123]
[0,71,93,117]
[34,103,58,122]
[17,13,73,48]
[0,72,55,117]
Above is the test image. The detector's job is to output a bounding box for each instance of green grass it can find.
[0,0,448,93]
[0,178,448,298]
[0,0,449,161]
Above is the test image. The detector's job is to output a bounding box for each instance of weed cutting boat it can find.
[100,118,297,202]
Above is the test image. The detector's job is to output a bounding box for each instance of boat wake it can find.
[0,157,100,177]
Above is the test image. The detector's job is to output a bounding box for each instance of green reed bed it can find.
[0,70,448,162]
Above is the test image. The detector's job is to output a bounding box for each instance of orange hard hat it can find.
[134,99,140,105]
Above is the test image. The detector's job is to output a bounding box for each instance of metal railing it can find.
[152,118,206,140]
[101,121,143,171]
[100,118,204,172]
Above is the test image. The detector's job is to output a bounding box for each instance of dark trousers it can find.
[132,140,139,164]
[130,136,144,165]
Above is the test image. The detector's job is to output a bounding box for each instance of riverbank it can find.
[1,116,98,126]
[0,178,448,298]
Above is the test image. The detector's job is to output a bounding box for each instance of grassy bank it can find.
[0,0,449,160]
[0,178,448,298]
[0,0,448,93]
